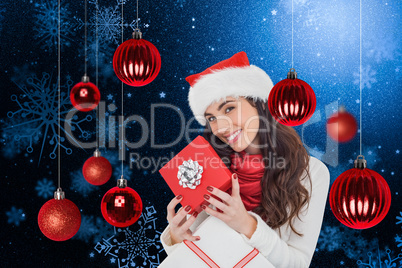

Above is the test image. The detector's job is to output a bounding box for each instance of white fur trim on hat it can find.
[188,65,274,126]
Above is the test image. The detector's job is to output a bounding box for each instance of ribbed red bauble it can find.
[268,68,316,126]
[329,155,391,229]
[38,188,81,241]
[82,149,112,185]
[327,106,358,143]
[70,75,100,112]
[101,177,143,227]
[113,29,161,87]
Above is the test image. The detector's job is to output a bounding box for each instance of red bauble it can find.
[113,30,161,87]
[101,186,143,227]
[268,69,316,126]
[327,106,358,143]
[38,198,81,241]
[83,152,112,186]
[70,77,100,112]
[329,156,391,229]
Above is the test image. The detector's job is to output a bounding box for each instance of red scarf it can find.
[227,151,265,211]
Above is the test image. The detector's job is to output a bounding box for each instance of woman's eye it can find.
[225,107,234,113]
[207,117,216,122]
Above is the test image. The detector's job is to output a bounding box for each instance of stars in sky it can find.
[271,9,277,15]
[107,94,113,100]
[396,150,400,154]
[160,91,166,98]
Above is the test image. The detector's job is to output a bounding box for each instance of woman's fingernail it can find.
[185,205,191,212]
[192,211,198,217]
[233,173,238,179]
[206,186,213,192]
[201,205,207,210]
[176,195,183,199]
[196,237,201,241]
[204,194,210,200]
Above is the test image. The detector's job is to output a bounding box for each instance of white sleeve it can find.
[239,157,330,268]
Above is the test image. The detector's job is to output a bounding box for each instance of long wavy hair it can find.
[203,97,311,236]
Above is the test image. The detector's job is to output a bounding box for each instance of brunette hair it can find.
[203,97,311,236]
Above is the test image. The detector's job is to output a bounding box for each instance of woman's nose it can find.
[215,116,231,134]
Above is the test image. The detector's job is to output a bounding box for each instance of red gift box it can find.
[159,135,233,214]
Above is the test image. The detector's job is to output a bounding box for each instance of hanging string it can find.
[96,0,99,149]
[291,0,294,69]
[136,0,139,29]
[84,0,88,76]
[57,0,61,189]
[359,0,362,156]
[121,0,124,176]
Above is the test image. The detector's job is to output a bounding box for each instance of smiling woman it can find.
[161,51,330,268]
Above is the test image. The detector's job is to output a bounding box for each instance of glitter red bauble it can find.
[268,71,316,126]
[101,187,143,227]
[38,199,81,241]
[82,156,112,185]
[70,81,100,112]
[326,108,358,143]
[329,167,391,229]
[113,37,161,87]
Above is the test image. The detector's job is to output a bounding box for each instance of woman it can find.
[161,51,330,267]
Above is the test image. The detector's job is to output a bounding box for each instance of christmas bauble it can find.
[329,156,391,229]
[113,30,161,87]
[101,186,143,227]
[70,77,100,112]
[268,69,316,126]
[326,107,357,143]
[38,198,81,241]
[82,154,112,186]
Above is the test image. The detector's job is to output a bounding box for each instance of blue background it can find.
[1,0,401,267]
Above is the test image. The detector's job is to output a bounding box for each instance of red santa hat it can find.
[186,51,274,126]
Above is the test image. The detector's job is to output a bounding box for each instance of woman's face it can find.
[204,97,261,154]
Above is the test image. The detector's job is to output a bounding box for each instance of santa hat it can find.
[186,51,274,126]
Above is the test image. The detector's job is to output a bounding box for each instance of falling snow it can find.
[317,224,378,260]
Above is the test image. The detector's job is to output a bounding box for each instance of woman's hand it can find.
[202,173,257,239]
[166,195,200,245]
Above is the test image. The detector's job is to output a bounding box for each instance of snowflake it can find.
[70,170,97,196]
[35,178,56,198]
[397,212,402,225]
[366,35,400,63]
[357,248,402,268]
[1,117,41,159]
[33,1,75,52]
[89,0,137,46]
[353,65,377,90]
[74,215,114,243]
[6,207,26,227]
[6,73,92,163]
[94,205,163,268]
